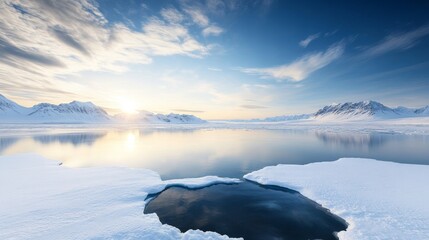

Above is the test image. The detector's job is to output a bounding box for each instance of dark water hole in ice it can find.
[145,181,347,240]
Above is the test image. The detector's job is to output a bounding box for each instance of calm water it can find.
[145,182,347,240]
[1,127,428,179]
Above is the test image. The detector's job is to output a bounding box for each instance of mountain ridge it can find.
[313,100,429,121]
[1,94,428,123]
[0,94,205,124]
[236,100,429,122]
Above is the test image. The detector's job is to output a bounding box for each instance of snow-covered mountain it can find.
[114,111,206,124]
[313,101,429,121]
[0,94,31,118]
[236,100,429,123]
[0,94,111,123]
[27,101,111,122]
[0,94,206,124]
[235,114,312,122]
[2,93,427,124]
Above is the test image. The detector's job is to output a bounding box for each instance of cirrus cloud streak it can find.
[241,43,344,81]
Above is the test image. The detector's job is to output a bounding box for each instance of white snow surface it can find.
[0,153,241,240]
[164,176,241,189]
[244,158,429,240]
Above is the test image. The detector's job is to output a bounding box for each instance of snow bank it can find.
[0,153,240,240]
[244,158,429,240]
[164,176,241,189]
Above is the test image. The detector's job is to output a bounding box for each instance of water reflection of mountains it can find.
[315,131,387,149]
[0,137,19,153]
[0,129,198,152]
[33,133,106,146]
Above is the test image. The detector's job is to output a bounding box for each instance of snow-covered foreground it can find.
[2,153,429,240]
[244,158,429,240]
[0,154,240,240]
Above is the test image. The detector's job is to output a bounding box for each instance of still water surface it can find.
[145,182,348,240]
[1,127,428,179]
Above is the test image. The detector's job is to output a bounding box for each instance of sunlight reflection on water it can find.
[0,127,428,179]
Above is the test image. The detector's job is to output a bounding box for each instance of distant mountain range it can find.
[0,94,205,124]
[241,100,429,122]
[313,100,429,121]
[114,111,206,124]
[1,93,428,123]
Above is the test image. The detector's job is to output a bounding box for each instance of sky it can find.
[0,0,429,120]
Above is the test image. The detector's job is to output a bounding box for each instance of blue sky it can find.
[0,0,428,119]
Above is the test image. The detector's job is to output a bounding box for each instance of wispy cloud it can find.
[171,109,205,113]
[160,8,184,23]
[0,0,218,101]
[240,104,267,109]
[184,8,210,27]
[203,25,224,36]
[360,25,429,58]
[299,33,320,48]
[183,5,224,37]
[208,67,222,71]
[241,43,344,81]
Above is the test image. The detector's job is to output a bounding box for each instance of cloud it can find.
[360,25,429,58]
[203,25,224,36]
[241,43,344,81]
[299,33,320,47]
[208,67,222,71]
[184,8,209,27]
[160,8,184,23]
[0,0,215,101]
[51,27,91,56]
[240,104,267,109]
[171,109,205,113]
[0,37,65,67]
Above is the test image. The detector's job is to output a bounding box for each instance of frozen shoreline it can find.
[245,158,429,240]
[0,153,241,240]
[0,120,429,137]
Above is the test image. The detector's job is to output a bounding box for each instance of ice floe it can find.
[244,158,429,240]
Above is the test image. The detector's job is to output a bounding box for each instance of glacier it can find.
[244,158,429,240]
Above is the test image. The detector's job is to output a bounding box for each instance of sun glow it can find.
[119,99,138,114]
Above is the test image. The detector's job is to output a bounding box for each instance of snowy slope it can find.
[0,153,240,240]
[415,105,429,115]
[0,94,31,121]
[244,158,429,240]
[28,101,111,122]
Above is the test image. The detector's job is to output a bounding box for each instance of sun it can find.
[119,99,138,114]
